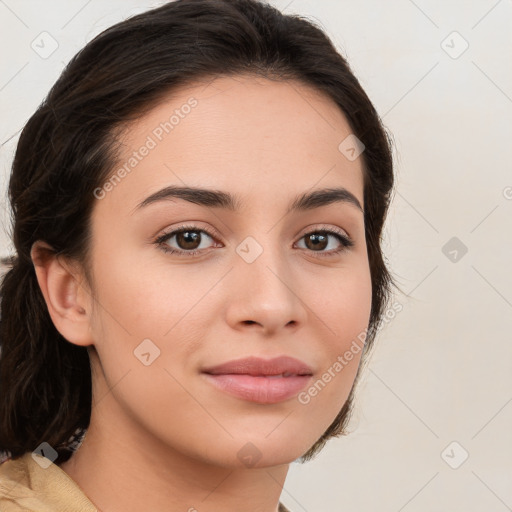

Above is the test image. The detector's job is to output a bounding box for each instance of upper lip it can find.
[202,356,313,377]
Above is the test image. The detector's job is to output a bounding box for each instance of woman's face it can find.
[84,75,372,467]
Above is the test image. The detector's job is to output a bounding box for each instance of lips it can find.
[201,356,313,404]
[203,355,313,377]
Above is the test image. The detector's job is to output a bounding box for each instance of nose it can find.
[224,240,308,336]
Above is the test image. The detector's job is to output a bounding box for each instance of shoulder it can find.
[0,453,52,511]
[0,452,97,512]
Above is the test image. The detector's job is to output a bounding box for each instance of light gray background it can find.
[1,1,511,511]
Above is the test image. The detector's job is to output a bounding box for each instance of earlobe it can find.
[30,240,93,347]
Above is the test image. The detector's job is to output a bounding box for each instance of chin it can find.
[193,433,318,470]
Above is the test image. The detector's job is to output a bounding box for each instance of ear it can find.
[31,240,94,347]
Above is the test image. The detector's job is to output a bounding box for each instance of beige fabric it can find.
[0,452,291,511]
[0,453,97,511]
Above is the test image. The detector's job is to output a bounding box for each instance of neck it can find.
[59,396,289,512]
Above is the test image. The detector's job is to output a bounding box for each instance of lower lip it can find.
[202,373,312,404]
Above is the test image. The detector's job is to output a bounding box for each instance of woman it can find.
[0,0,394,510]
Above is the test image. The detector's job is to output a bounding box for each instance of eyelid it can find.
[296,223,350,241]
[155,222,221,244]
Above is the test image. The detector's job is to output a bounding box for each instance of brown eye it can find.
[303,232,329,251]
[175,230,202,250]
[156,226,217,255]
[296,228,354,256]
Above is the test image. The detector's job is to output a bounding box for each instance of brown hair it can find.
[0,0,394,463]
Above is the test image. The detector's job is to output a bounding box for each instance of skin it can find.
[32,75,372,512]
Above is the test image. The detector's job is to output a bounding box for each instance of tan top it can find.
[0,453,96,511]
[0,453,291,511]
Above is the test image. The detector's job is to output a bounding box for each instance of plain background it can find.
[1,1,511,511]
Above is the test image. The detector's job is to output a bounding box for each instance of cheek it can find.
[88,245,184,338]
[301,263,372,414]
[85,244,169,383]
[314,261,373,349]
[87,248,222,380]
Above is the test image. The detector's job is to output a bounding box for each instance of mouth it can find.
[201,356,313,404]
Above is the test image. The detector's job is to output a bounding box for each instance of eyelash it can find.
[154,224,354,258]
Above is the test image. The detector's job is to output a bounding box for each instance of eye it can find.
[155,225,218,256]
[295,227,354,257]
[154,224,354,258]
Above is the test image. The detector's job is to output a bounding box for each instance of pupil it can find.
[178,231,200,249]
[306,232,327,250]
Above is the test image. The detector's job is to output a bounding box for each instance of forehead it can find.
[100,74,365,215]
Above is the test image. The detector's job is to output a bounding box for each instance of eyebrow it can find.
[134,185,363,214]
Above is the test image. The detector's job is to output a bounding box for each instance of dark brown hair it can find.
[0,0,394,463]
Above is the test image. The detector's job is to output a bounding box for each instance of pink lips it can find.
[201,356,313,404]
